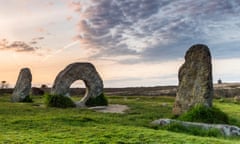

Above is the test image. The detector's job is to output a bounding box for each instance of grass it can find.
[177,105,229,124]
[161,122,223,137]
[0,95,239,143]
[45,94,76,108]
[85,93,108,107]
[21,95,33,103]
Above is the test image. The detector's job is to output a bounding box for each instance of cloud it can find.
[210,41,240,59]
[32,36,44,41]
[29,41,37,45]
[28,36,45,45]
[0,39,39,52]
[66,16,73,21]
[69,1,81,12]
[71,0,240,63]
[36,27,46,33]
[47,2,54,6]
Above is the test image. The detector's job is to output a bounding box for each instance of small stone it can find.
[161,103,168,107]
[173,44,214,115]
[12,68,32,102]
[234,96,240,103]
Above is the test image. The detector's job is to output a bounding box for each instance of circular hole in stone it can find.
[69,80,86,100]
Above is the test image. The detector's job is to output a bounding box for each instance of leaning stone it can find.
[51,62,106,107]
[12,68,32,102]
[151,118,240,136]
[173,44,213,115]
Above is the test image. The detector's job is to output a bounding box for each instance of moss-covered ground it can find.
[0,95,239,143]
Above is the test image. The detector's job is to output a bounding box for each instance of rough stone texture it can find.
[151,119,240,136]
[173,44,213,115]
[12,68,32,102]
[51,62,104,107]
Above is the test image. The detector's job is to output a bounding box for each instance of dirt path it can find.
[89,104,129,114]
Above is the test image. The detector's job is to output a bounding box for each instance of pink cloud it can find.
[36,27,46,33]
[0,39,40,52]
[66,16,73,21]
[69,1,81,12]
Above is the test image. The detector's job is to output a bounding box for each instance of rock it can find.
[173,44,213,115]
[31,87,44,96]
[12,68,32,102]
[161,103,168,107]
[51,62,105,107]
[151,118,240,136]
[234,96,240,103]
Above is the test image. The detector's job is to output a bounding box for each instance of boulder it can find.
[51,62,106,107]
[173,44,213,115]
[151,119,240,136]
[12,68,32,102]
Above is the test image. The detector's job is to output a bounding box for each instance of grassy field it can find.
[0,95,239,143]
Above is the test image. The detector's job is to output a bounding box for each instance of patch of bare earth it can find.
[89,104,129,114]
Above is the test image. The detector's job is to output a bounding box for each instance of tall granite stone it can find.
[51,62,105,107]
[173,44,213,115]
[12,68,32,102]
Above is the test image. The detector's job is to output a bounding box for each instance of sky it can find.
[1,0,240,88]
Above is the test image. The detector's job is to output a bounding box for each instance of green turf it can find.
[0,95,239,143]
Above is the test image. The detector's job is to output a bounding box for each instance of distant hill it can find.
[1,83,240,97]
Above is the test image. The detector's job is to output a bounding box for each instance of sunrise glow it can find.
[1,0,240,87]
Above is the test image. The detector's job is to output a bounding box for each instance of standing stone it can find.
[173,44,213,115]
[12,68,32,102]
[51,62,105,107]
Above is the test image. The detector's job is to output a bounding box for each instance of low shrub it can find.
[21,95,33,103]
[45,94,75,108]
[85,93,108,107]
[218,98,224,103]
[178,105,229,124]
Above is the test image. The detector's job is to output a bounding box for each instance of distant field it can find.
[0,95,240,143]
[2,83,240,97]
